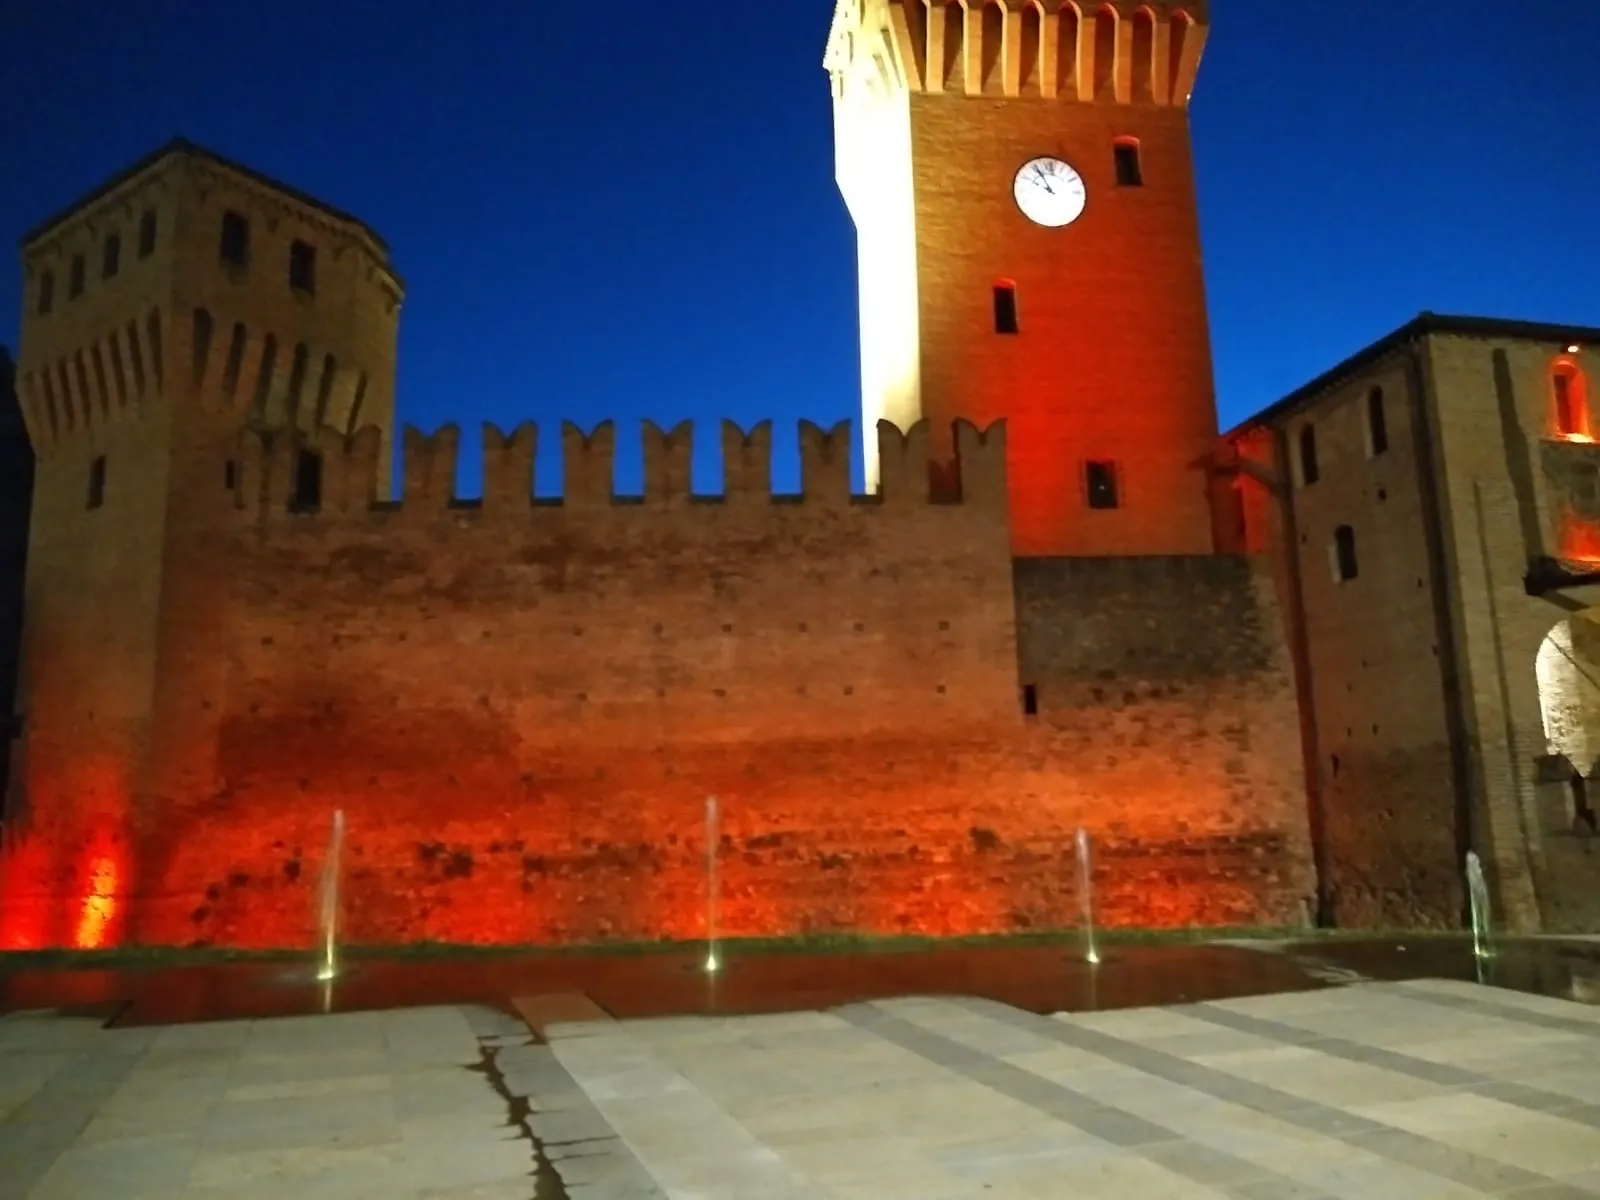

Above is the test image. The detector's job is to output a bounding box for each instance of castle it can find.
[1,0,1595,950]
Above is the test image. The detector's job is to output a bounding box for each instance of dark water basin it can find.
[0,935,1594,1028]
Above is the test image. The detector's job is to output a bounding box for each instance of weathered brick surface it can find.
[833,1,1216,557]
[2,419,1312,949]
[1,16,1316,949]
[0,144,402,948]
[908,94,1216,558]
[1281,358,1463,928]
[1421,334,1600,933]
[1236,325,1600,935]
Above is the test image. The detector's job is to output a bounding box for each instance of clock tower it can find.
[825,1,1214,557]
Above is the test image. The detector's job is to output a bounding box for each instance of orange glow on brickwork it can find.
[73,852,121,950]
[0,746,1307,950]
[1560,517,1600,566]
[828,0,1219,557]
[0,832,51,950]
[1214,429,1278,556]
[1552,359,1591,440]
[1,745,138,950]
[1,822,134,951]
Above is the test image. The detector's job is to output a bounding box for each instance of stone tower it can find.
[6,141,401,938]
[825,0,1214,556]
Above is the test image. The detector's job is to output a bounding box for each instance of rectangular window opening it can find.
[87,456,107,510]
[1021,683,1039,717]
[219,210,250,268]
[993,284,1018,334]
[289,240,317,294]
[68,254,85,298]
[1555,374,1576,436]
[1367,387,1389,456]
[1086,459,1119,510]
[290,448,324,512]
[1332,525,1359,582]
[224,460,238,490]
[1298,425,1319,485]
[37,272,54,315]
[102,235,121,280]
[138,211,158,258]
[1114,142,1143,187]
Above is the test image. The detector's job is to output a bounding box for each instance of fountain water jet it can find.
[1075,828,1101,966]
[316,810,346,982]
[1465,849,1494,962]
[704,796,721,974]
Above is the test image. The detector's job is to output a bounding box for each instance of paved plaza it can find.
[3,978,1600,1197]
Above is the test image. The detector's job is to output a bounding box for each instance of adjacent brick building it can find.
[1226,314,1600,935]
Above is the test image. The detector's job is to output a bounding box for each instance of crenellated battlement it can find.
[236,418,1007,517]
[827,0,1206,106]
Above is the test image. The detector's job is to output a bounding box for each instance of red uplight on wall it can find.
[1560,517,1600,566]
[1552,359,1592,442]
[73,850,122,950]
[0,835,50,950]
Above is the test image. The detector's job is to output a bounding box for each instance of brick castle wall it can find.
[1272,355,1465,929]
[0,417,1314,949]
[1232,327,1600,937]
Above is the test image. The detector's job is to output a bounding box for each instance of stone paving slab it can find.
[513,992,615,1040]
[0,1002,662,1199]
[538,979,1600,1198]
[5,978,1600,1197]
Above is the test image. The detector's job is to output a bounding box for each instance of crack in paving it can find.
[471,1038,569,1199]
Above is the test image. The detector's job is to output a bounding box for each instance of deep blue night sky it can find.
[3,1,1597,494]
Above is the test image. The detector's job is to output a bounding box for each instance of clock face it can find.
[1013,157,1087,228]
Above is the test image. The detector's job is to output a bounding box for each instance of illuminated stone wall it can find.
[1233,322,1600,937]
[1259,354,1466,930]
[1423,333,1600,934]
[0,81,1319,951]
[829,1,1217,556]
[1,417,1314,949]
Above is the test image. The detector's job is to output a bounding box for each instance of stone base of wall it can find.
[0,731,1314,950]
[1530,772,1600,933]
[1320,745,1465,931]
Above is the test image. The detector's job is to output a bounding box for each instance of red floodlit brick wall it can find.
[907,94,1218,559]
[1,417,1314,949]
[0,344,177,952]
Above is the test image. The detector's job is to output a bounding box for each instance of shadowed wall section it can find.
[1,417,1312,949]
[1014,555,1313,928]
[0,351,30,814]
